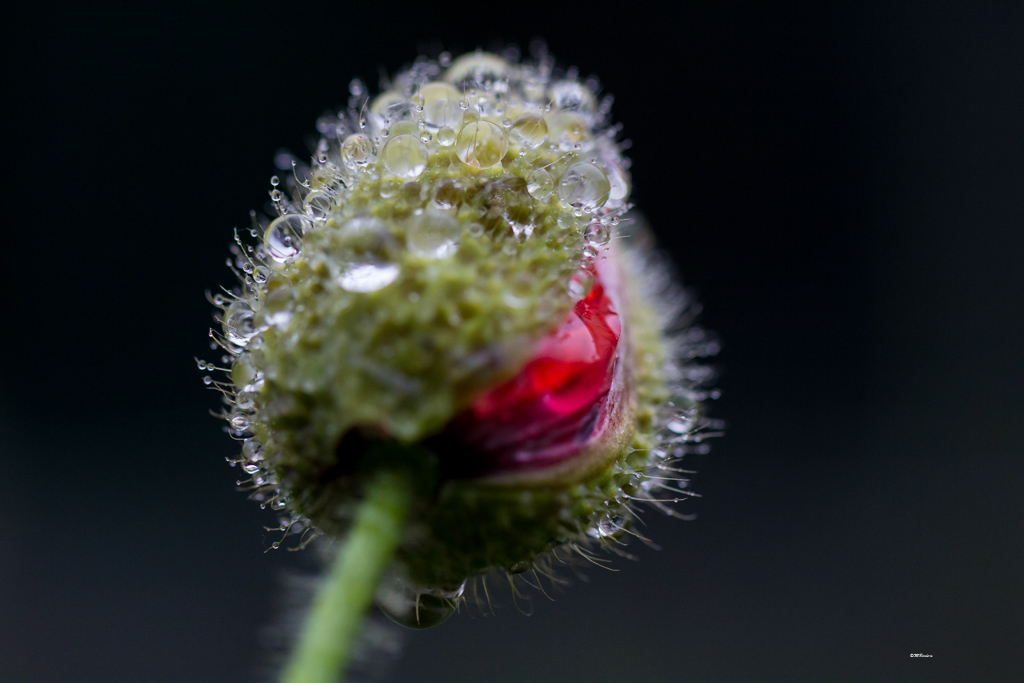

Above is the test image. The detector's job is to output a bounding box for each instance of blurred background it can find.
[3,3,1021,682]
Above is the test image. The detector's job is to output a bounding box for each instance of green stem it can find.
[282,470,412,683]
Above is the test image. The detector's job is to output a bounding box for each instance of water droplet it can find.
[557,212,580,230]
[526,168,554,199]
[381,134,429,179]
[666,417,691,434]
[599,156,631,207]
[567,269,594,300]
[435,126,457,147]
[269,175,280,187]
[387,120,420,138]
[377,574,464,630]
[230,412,251,431]
[242,462,261,474]
[510,114,548,148]
[262,284,293,327]
[455,121,508,169]
[225,302,258,345]
[548,80,597,117]
[231,352,264,391]
[341,134,374,168]
[407,211,460,259]
[303,191,333,221]
[336,217,401,293]
[202,375,213,386]
[419,82,464,131]
[588,513,627,540]
[431,179,464,209]
[547,111,590,151]
[444,51,509,87]
[587,221,611,246]
[369,91,412,132]
[242,437,264,463]
[264,215,310,262]
[557,162,610,211]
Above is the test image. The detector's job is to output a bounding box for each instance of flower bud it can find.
[202,48,717,617]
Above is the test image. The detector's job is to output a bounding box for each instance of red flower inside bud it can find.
[442,266,625,477]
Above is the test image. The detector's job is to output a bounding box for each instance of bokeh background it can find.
[3,3,1021,682]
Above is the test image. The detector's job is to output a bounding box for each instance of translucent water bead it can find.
[418,82,464,131]
[558,162,611,211]
[377,573,467,629]
[335,216,401,293]
[303,191,333,221]
[370,91,413,132]
[381,134,429,179]
[567,269,594,300]
[407,211,461,259]
[264,214,311,262]
[444,51,509,87]
[261,275,294,327]
[435,126,457,147]
[547,112,590,151]
[231,352,263,392]
[341,134,374,168]
[548,80,598,119]
[224,302,258,346]
[455,121,508,169]
[526,168,554,199]
[510,113,548,148]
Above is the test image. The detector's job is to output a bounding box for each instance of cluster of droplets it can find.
[260,46,630,286]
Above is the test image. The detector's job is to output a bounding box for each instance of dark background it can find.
[3,3,1022,682]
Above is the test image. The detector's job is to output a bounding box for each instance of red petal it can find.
[447,268,623,475]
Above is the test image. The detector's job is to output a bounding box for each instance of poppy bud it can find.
[202,48,718,629]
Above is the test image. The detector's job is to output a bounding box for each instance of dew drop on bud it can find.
[370,91,412,132]
[435,126,457,147]
[567,269,594,300]
[407,212,460,259]
[557,162,610,211]
[587,221,611,246]
[381,134,429,179]
[303,191,333,221]
[510,114,548,148]
[242,437,264,463]
[547,111,590,151]
[548,80,598,118]
[232,352,263,392]
[336,217,401,293]
[455,121,508,169]
[230,412,252,431]
[264,215,310,262]
[341,133,374,168]
[419,82,464,131]
[526,168,554,199]
[444,51,509,87]
[224,302,258,345]
[377,573,465,630]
